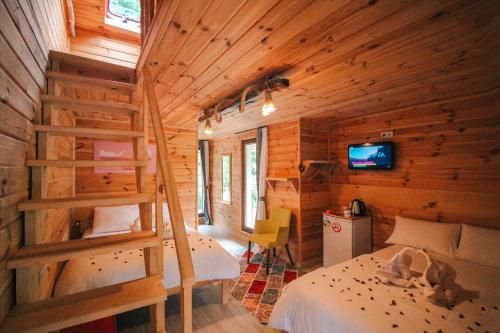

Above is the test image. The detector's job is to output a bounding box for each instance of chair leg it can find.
[285,244,294,266]
[273,247,276,257]
[247,241,251,264]
[266,248,270,275]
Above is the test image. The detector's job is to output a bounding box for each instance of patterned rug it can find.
[230,250,298,324]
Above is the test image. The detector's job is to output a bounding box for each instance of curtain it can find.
[199,140,212,224]
[255,126,268,221]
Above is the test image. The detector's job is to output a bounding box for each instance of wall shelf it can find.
[300,160,334,180]
[266,176,299,193]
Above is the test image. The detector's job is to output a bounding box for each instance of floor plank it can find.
[116,284,268,333]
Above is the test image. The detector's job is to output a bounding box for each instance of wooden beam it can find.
[34,125,144,140]
[41,95,139,115]
[144,66,194,333]
[198,77,290,122]
[8,231,158,268]
[18,193,154,211]
[27,160,147,167]
[45,71,136,92]
[0,276,167,333]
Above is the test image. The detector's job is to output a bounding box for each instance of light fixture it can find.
[203,119,213,135]
[262,89,276,116]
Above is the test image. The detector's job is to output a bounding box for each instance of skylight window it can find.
[105,0,141,33]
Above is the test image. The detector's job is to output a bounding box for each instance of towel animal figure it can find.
[377,247,461,304]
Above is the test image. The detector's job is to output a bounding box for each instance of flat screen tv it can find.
[348,141,394,170]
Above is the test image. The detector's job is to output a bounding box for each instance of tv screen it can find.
[348,141,393,170]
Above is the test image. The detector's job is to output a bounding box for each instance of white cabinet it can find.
[323,214,371,267]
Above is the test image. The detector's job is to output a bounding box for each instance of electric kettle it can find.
[350,199,366,216]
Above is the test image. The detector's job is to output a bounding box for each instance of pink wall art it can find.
[94,141,156,174]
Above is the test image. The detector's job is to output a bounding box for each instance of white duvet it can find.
[270,245,500,333]
[54,227,240,296]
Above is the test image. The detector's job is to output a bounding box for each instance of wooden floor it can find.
[116,284,274,333]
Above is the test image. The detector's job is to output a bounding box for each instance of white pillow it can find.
[455,224,500,269]
[386,215,460,257]
[93,205,140,234]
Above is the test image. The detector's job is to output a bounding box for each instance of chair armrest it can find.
[254,219,269,234]
[275,226,290,246]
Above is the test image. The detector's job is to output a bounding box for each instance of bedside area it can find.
[322,213,372,267]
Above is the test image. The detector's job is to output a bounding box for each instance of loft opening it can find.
[105,0,141,33]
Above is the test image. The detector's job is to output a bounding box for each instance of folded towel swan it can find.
[377,247,462,304]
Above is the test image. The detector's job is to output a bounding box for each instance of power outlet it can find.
[380,131,393,139]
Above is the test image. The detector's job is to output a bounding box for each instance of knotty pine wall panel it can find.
[0,0,70,321]
[209,130,256,244]
[266,121,301,262]
[209,121,302,262]
[74,119,198,230]
[299,119,330,263]
[329,93,500,250]
[29,0,70,52]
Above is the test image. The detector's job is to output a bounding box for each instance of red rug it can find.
[231,250,298,324]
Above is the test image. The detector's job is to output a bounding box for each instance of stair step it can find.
[18,193,153,211]
[41,95,139,115]
[27,160,147,167]
[8,231,158,268]
[0,276,166,333]
[46,71,136,92]
[34,125,144,139]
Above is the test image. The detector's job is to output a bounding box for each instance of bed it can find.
[54,206,240,301]
[270,240,500,332]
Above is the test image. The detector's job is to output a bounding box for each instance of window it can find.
[105,0,140,33]
[197,148,204,215]
[242,139,257,232]
[221,154,231,203]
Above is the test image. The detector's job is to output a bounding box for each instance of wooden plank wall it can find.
[74,121,198,231]
[299,118,329,263]
[0,0,69,322]
[266,121,300,262]
[30,0,70,52]
[329,93,500,250]
[70,28,140,69]
[209,121,302,261]
[209,130,256,243]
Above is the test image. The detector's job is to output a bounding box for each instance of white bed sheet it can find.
[54,227,240,296]
[269,245,500,333]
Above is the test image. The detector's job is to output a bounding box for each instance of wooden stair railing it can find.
[144,66,195,333]
[0,55,168,333]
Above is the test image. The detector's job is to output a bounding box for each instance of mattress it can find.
[269,245,500,333]
[54,227,240,296]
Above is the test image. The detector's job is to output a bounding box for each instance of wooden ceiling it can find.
[72,0,140,44]
[138,0,498,138]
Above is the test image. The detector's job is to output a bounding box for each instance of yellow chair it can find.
[247,207,294,274]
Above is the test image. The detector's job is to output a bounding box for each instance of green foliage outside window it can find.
[250,150,257,209]
[222,155,231,202]
[109,0,141,22]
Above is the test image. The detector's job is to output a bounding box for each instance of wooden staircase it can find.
[0,52,194,332]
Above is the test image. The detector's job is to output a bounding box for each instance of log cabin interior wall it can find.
[328,93,500,251]
[208,122,302,261]
[29,0,70,52]
[298,119,330,263]
[74,123,198,231]
[209,119,331,265]
[0,0,70,322]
